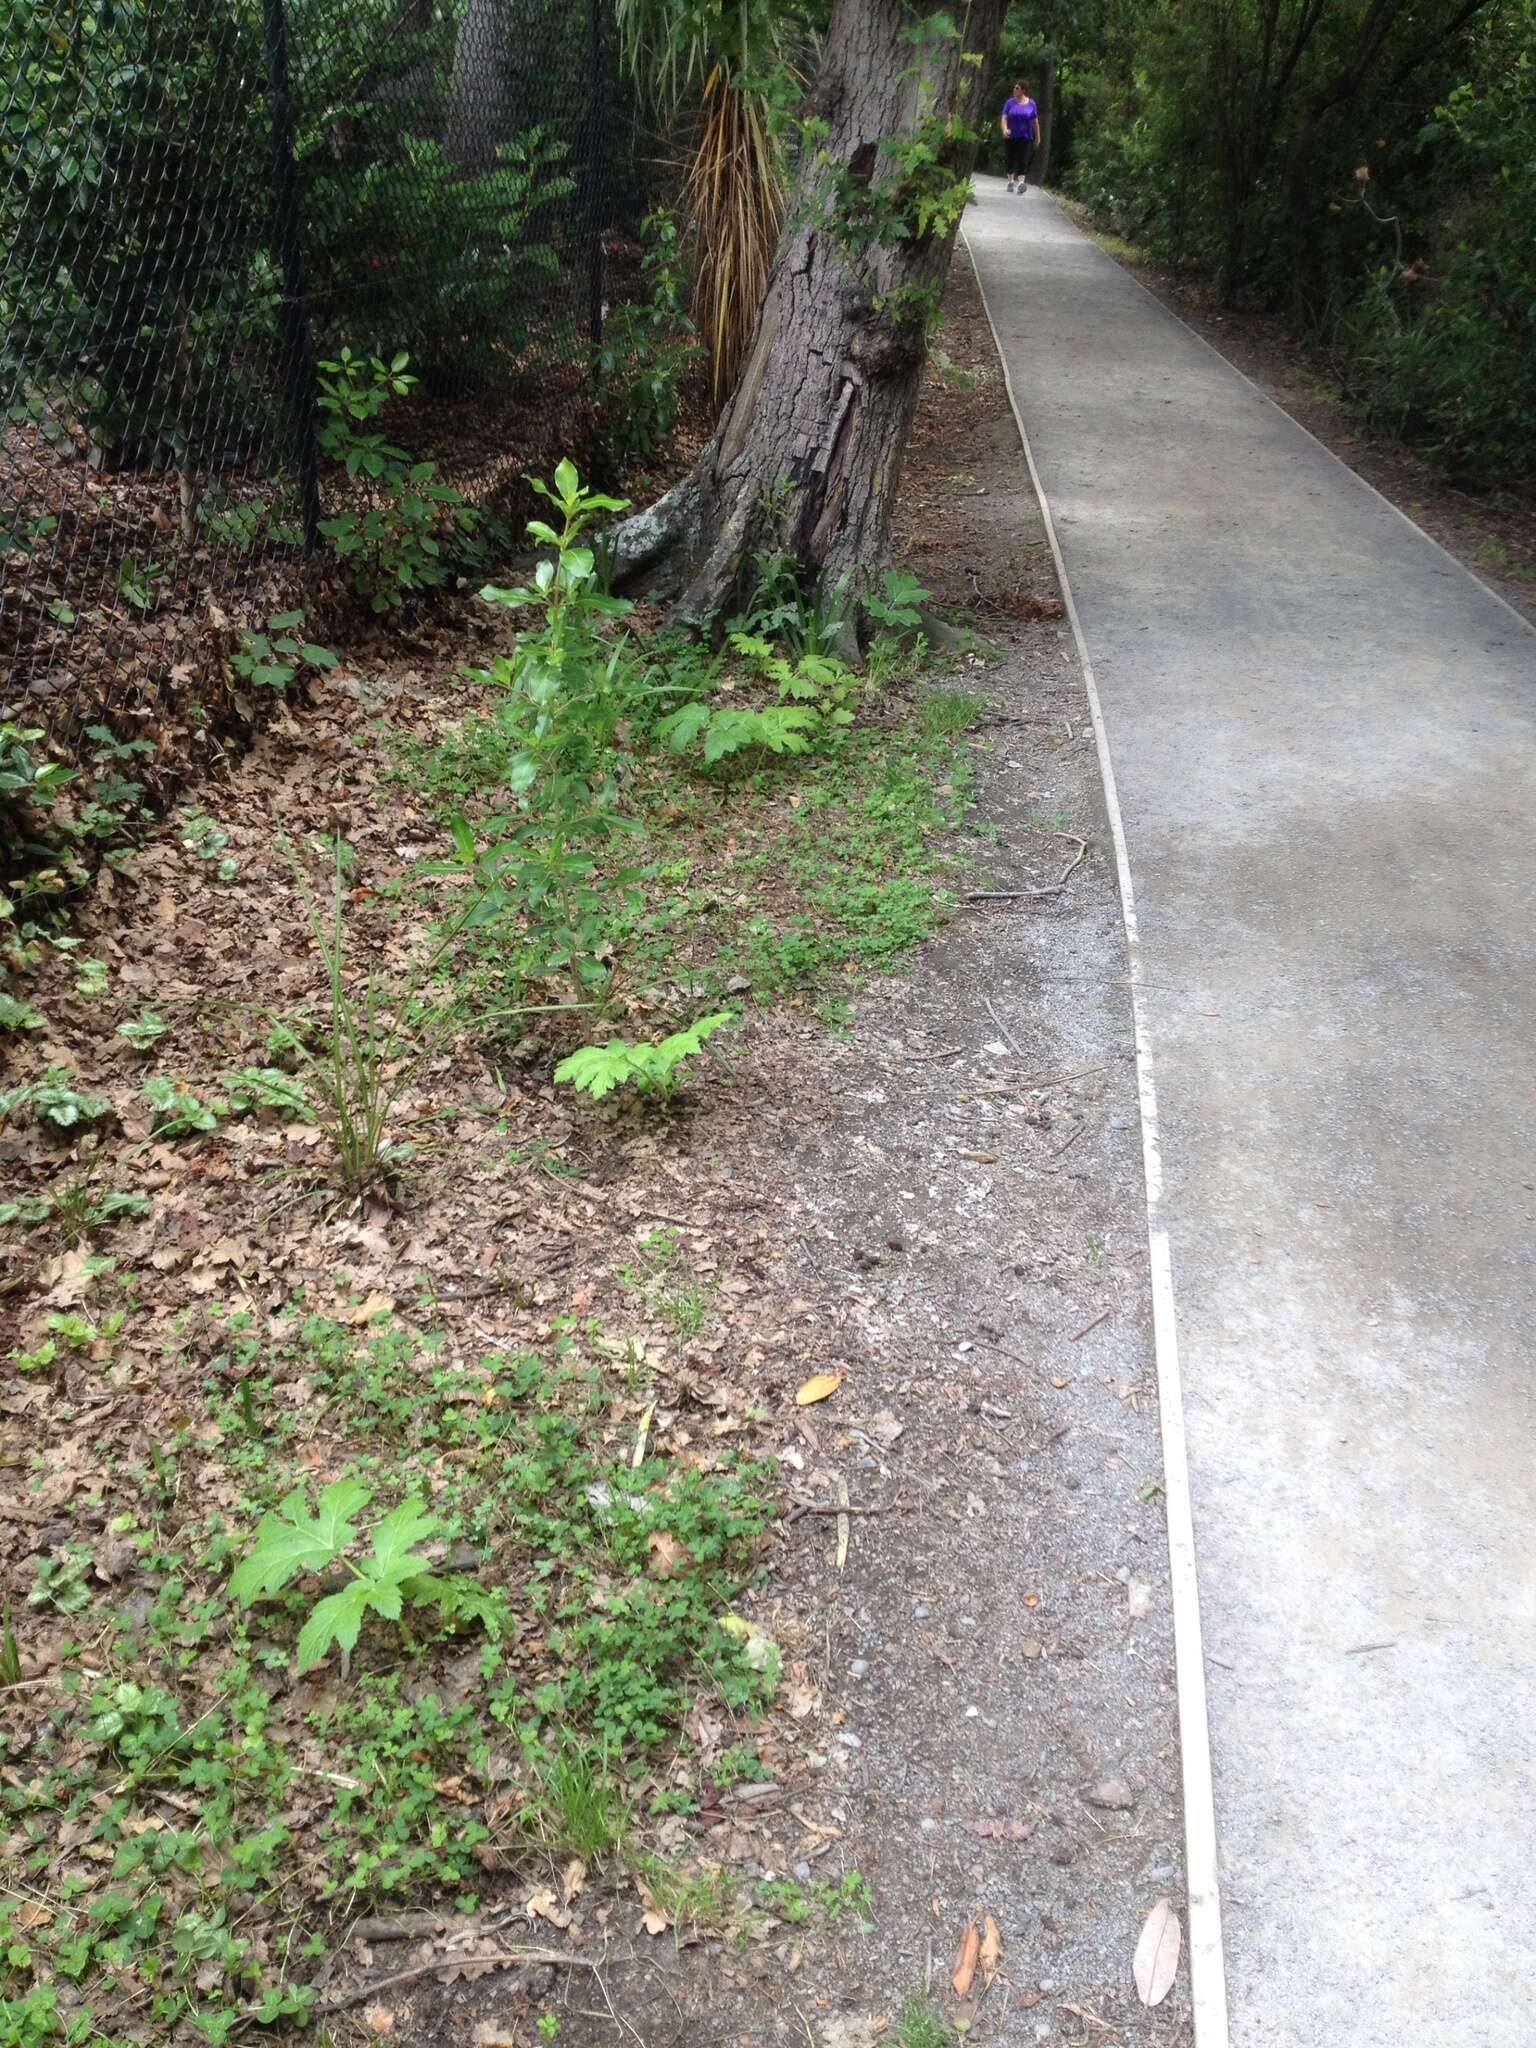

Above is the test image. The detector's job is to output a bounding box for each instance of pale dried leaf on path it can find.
[1132,1896,1181,2006]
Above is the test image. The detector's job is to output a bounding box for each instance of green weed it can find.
[523,1741,632,1862]
[116,1006,169,1053]
[230,609,337,693]
[920,687,986,736]
[0,1067,112,1134]
[897,1995,956,2048]
[142,1075,223,1137]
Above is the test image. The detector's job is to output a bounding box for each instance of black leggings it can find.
[1005,134,1033,177]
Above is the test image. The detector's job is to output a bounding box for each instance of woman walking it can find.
[1000,80,1040,194]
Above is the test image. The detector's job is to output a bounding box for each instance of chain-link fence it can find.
[2,0,656,749]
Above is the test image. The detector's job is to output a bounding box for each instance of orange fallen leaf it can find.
[980,1914,1003,1987]
[795,1371,844,1407]
[951,1918,980,1998]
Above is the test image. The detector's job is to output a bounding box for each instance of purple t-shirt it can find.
[1003,96,1038,138]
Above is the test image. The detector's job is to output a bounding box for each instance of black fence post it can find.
[261,0,322,558]
[582,0,605,360]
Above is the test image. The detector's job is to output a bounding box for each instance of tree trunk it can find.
[447,0,511,168]
[1037,50,1057,187]
[618,0,1006,638]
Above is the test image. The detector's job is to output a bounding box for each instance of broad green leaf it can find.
[655,702,710,752]
[367,1498,439,1575]
[295,1581,372,1671]
[229,1480,370,1603]
[355,1571,407,1620]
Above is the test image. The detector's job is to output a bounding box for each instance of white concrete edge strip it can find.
[961,224,1233,2048]
[1083,206,1536,644]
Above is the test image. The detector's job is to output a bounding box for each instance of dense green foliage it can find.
[1004,0,1536,484]
[1,0,657,494]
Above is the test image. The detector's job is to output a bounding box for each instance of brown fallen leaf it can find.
[1133,1896,1181,2007]
[795,1371,844,1407]
[951,1918,980,1998]
[964,1817,1034,1841]
[646,1531,689,1577]
[523,1885,571,1928]
[1084,1777,1136,1812]
[980,1914,1002,1988]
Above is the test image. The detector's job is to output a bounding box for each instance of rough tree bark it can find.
[615,0,1006,638]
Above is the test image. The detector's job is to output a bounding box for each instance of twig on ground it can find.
[964,886,1062,903]
[898,1044,967,1062]
[787,1495,897,1519]
[1048,1122,1085,1161]
[1051,833,1088,886]
[1060,2001,1118,2033]
[1021,1063,1110,1091]
[983,995,1025,1058]
[315,1948,598,2015]
[970,1332,1035,1371]
[1070,1308,1110,1341]
[836,1474,851,1572]
[346,1913,447,1945]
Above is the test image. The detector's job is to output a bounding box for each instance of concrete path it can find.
[964,180,1536,2048]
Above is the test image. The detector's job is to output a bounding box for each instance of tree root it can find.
[607,469,705,590]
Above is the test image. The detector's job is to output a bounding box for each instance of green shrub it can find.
[315,350,484,612]
[597,208,698,472]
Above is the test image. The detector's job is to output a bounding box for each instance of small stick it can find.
[965,887,1062,903]
[1344,1640,1397,1656]
[1070,1308,1110,1341]
[1052,834,1088,886]
[983,995,1025,1059]
[315,1949,597,2015]
[899,1045,967,1062]
[1021,1063,1109,1090]
[836,1475,851,1572]
[1059,2001,1117,2033]
[1048,1123,1085,1161]
[971,1333,1035,1372]
[788,1495,896,1518]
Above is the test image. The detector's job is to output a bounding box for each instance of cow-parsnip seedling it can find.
[555,1011,734,1102]
[230,1479,505,1672]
